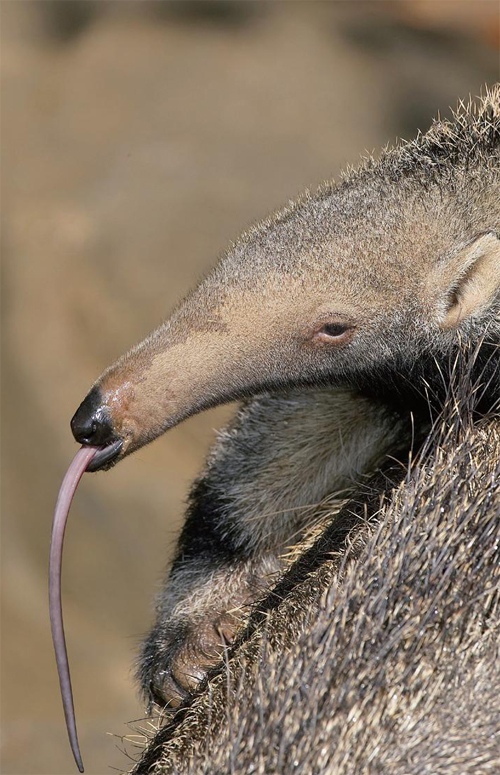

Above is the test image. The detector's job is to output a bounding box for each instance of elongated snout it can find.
[70,271,338,469]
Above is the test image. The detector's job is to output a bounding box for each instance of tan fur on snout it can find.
[95,261,407,458]
[97,277,353,453]
[96,286,285,451]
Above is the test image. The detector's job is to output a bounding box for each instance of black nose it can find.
[71,387,115,446]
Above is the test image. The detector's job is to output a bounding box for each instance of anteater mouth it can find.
[86,439,123,471]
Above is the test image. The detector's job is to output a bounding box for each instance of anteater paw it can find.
[141,613,240,710]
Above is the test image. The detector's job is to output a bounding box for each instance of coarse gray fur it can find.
[139,388,412,706]
[133,87,500,711]
[131,353,500,775]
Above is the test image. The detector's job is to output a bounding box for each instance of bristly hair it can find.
[131,340,500,775]
[233,85,500,244]
[380,84,500,178]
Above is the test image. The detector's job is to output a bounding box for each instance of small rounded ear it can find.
[437,232,500,330]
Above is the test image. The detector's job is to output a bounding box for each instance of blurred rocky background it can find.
[1,1,498,773]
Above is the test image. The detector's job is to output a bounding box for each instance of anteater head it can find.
[71,87,500,471]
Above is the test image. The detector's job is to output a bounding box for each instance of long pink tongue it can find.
[49,445,99,774]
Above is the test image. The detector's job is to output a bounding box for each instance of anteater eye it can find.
[321,323,349,338]
[312,320,355,344]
